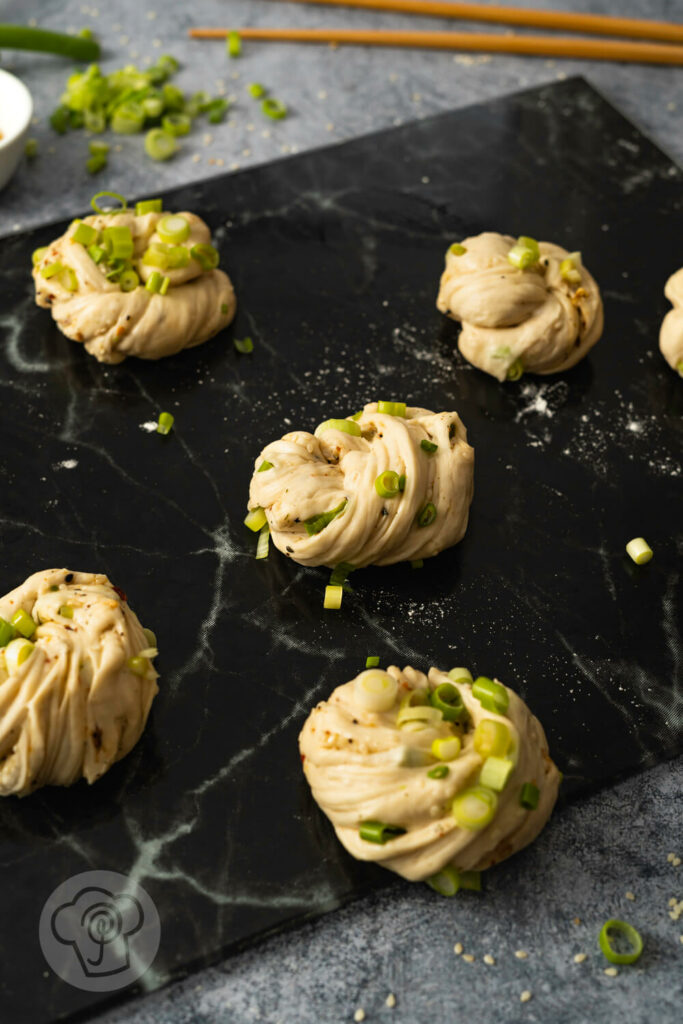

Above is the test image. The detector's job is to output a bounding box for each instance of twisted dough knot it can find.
[33,210,235,364]
[660,268,683,375]
[437,232,603,379]
[249,402,474,568]
[299,665,560,882]
[0,569,158,797]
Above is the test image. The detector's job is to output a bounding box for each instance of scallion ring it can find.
[430,682,467,723]
[427,764,449,780]
[506,358,524,381]
[244,507,267,533]
[449,243,467,256]
[452,785,498,830]
[315,418,361,438]
[416,502,437,528]
[157,214,190,245]
[479,756,514,791]
[157,411,175,435]
[448,667,473,685]
[323,584,344,610]
[72,221,98,246]
[234,337,254,354]
[162,113,192,137]
[102,225,134,260]
[226,30,241,57]
[11,609,36,639]
[90,191,128,215]
[473,719,510,758]
[358,820,406,844]
[377,400,406,417]
[261,97,287,120]
[375,470,400,499]
[190,243,220,270]
[119,269,140,292]
[255,524,270,560]
[472,676,509,715]
[353,669,398,712]
[598,920,643,965]
[135,198,163,216]
[520,782,540,810]
[144,128,177,162]
[426,865,460,896]
[32,247,48,266]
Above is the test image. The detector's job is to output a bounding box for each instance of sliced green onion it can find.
[0,617,15,647]
[560,252,582,285]
[426,865,460,896]
[221,302,230,315]
[398,474,406,491]
[359,820,406,844]
[3,637,35,673]
[396,705,443,729]
[245,507,267,532]
[157,411,175,435]
[206,98,229,124]
[50,105,71,134]
[449,243,467,256]
[472,676,509,715]
[0,25,100,61]
[145,271,170,295]
[11,609,37,639]
[135,198,163,216]
[329,562,355,586]
[86,152,108,174]
[452,786,498,830]
[157,214,190,244]
[127,655,149,677]
[88,141,109,158]
[400,688,430,709]
[87,244,106,264]
[145,128,177,162]
[507,359,524,381]
[143,628,157,647]
[167,246,190,268]
[459,870,482,891]
[255,524,270,560]
[427,764,449,779]
[226,30,242,57]
[102,225,133,260]
[420,440,438,453]
[676,360,683,377]
[508,235,540,270]
[156,54,180,76]
[430,682,467,723]
[365,656,380,668]
[234,337,254,354]
[119,269,140,292]
[324,584,344,610]
[315,418,361,437]
[353,669,398,712]
[143,244,172,269]
[143,95,164,119]
[58,605,74,619]
[91,191,128,215]
[32,247,48,266]
[598,920,643,965]
[350,410,363,421]
[41,261,65,279]
[191,243,220,270]
[72,221,98,246]
[248,82,266,98]
[110,100,145,134]
[305,499,348,536]
[416,502,437,528]
[520,782,540,810]
[480,756,514,791]
[377,400,406,417]
[58,267,79,292]
[431,736,461,761]
[473,719,510,758]
[626,537,653,565]
[448,667,473,685]
[162,113,192,137]
[375,470,400,499]
[258,460,274,473]
[410,559,423,569]
[261,97,287,120]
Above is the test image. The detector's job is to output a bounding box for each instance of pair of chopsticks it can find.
[189,0,683,66]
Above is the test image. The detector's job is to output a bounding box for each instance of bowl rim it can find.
[0,68,34,152]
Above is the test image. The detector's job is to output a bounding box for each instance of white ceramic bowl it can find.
[0,69,33,191]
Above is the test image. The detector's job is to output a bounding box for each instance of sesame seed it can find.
[515,950,529,960]
[203,134,213,146]
[453,943,463,955]
[667,853,676,863]
[669,898,677,907]
[483,954,495,965]
[354,1010,366,1022]
[385,993,396,1008]
[326,122,335,131]
[573,953,587,963]
[604,967,618,977]
[192,154,201,163]
[625,891,635,901]
[520,990,532,1003]
[674,857,682,867]
[462,953,475,963]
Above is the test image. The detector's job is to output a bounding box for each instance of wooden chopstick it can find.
[261,0,683,45]
[189,26,683,66]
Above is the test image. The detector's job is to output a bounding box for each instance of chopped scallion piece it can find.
[90,191,128,215]
[144,128,177,162]
[625,537,653,565]
[427,764,449,779]
[350,410,363,421]
[234,337,254,354]
[157,214,190,244]
[127,655,149,677]
[32,247,48,266]
[365,656,380,668]
[167,246,190,268]
[479,756,514,791]
[135,198,163,216]
[72,221,98,246]
[459,870,482,891]
[416,502,437,528]
[324,584,344,610]
[473,719,510,758]
[410,559,423,569]
[449,243,467,256]
[111,100,145,134]
[426,865,460,896]
[560,251,582,284]
[358,820,406,844]
[329,562,354,586]
[255,524,270,559]
[162,112,192,137]
[506,359,524,381]
[119,269,140,292]
[3,637,34,673]
[142,628,157,647]
[472,676,509,715]
[11,609,36,639]
[205,98,229,124]
[25,137,38,159]
[507,235,540,269]
[221,302,229,315]
[430,682,467,723]
[156,411,175,435]
[448,667,473,685]
[244,507,267,532]
[58,267,79,292]
[142,244,172,269]
[316,418,361,437]
[226,30,242,57]
[145,271,164,294]
[87,244,106,265]
[420,440,438,453]
[375,470,400,499]
[396,705,443,729]
[520,782,540,809]
[190,243,220,270]
[248,82,266,98]
[377,400,406,417]
[353,669,398,712]
[257,460,274,473]
[41,261,65,279]
[102,224,134,260]
[305,499,348,536]
[261,97,287,120]
[598,920,643,965]
[431,736,461,761]
[398,474,406,491]
[58,605,74,619]
[86,153,107,174]
[452,785,498,830]
[0,617,15,647]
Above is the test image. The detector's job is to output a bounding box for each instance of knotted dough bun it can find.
[660,268,683,376]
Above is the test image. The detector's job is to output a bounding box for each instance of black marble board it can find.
[0,77,681,1023]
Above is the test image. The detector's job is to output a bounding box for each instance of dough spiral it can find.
[436,231,603,380]
[660,268,683,376]
[248,403,474,568]
[33,209,235,364]
[0,569,158,797]
[299,664,560,882]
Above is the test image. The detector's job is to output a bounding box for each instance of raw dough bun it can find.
[299,664,560,882]
[33,210,236,364]
[0,569,158,797]
[248,402,474,568]
[660,268,683,375]
[436,231,604,380]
